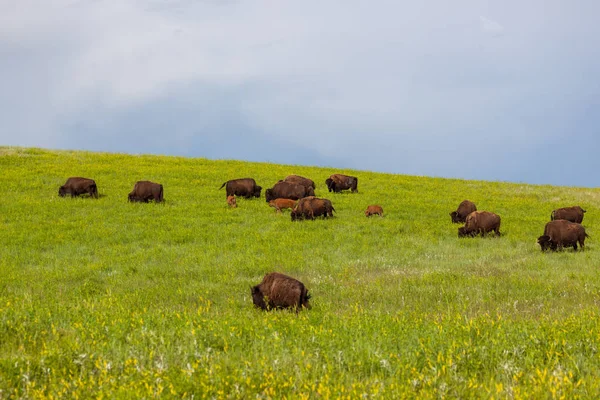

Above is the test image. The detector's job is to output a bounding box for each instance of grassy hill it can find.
[1,146,600,398]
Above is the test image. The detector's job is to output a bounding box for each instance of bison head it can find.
[291,209,301,221]
[325,178,334,192]
[450,211,460,223]
[265,189,274,202]
[302,291,312,310]
[254,186,262,198]
[251,286,267,310]
[458,227,469,237]
[127,192,135,202]
[537,235,554,251]
[58,186,66,197]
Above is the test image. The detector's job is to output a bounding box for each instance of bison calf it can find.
[450,200,477,223]
[269,198,297,213]
[227,195,237,208]
[128,181,164,203]
[365,205,383,217]
[538,219,588,251]
[251,272,311,312]
[458,211,501,237]
[58,177,98,198]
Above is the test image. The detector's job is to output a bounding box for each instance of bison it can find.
[265,181,315,203]
[365,205,383,217]
[227,195,237,208]
[551,206,586,224]
[128,181,164,203]
[251,272,311,312]
[450,200,477,223]
[219,178,262,199]
[538,220,588,251]
[283,175,315,190]
[291,197,335,221]
[458,211,501,237]
[58,177,98,198]
[269,198,297,213]
[325,174,358,193]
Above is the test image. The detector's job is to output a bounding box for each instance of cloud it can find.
[1,0,600,186]
[480,16,505,36]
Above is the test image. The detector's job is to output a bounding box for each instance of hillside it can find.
[1,147,600,398]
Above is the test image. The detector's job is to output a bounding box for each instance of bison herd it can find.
[58,174,591,312]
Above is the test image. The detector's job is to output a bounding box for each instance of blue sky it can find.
[1,1,599,186]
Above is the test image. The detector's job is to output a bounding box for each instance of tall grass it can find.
[1,147,599,398]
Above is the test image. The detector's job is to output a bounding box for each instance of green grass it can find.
[1,146,600,398]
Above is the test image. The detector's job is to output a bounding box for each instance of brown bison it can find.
[251,272,311,312]
[128,181,164,203]
[219,178,262,199]
[458,211,501,237]
[283,175,315,190]
[269,198,297,213]
[538,220,588,251]
[265,181,315,202]
[450,200,477,223]
[227,195,237,208]
[58,177,98,198]
[291,197,335,221]
[365,205,383,217]
[551,206,586,223]
[325,174,358,193]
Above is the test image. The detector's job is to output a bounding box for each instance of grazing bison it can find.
[538,220,588,251]
[458,211,501,237]
[325,174,358,193]
[365,205,383,217]
[227,195,237,208]
[219,178,262,199]
[58,177,98,198]
[128,181,164,203]
[291,197,335,221]
[450,200,477,223]
[265,181,314,202]
[251,272,311,312]
[269,198,297,213]
[283,175,316,190]
[551,206,586,224]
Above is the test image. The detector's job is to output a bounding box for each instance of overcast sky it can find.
[1,1,599,186]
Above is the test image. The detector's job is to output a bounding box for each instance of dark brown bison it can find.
[551,206,586,223]
[291,197,335,221]
[58,177,98,198]
[219,178,262,199]
[265,181,315,202]
[325,174,358,193]
[251,272,311,312]
[458,211,501,237]
[538,220,588,251]
[365,205,383,217]
[268,198,297,213]
[128,181,164,203]
[450,200,477,223]
[283,175,315,190]
[227,195,237,208]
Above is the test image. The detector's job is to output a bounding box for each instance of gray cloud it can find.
[1,0,599,186]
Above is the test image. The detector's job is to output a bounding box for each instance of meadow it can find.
[1,146,600,398]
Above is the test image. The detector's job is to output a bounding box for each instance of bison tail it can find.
[331,206,336,213]
[550,210,555,220]
[585,233,590,238]
[158,185,164,202]
[219,182,227,190]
